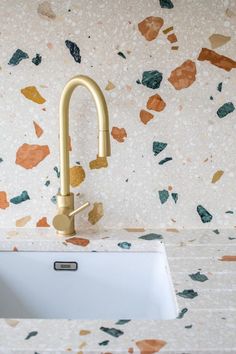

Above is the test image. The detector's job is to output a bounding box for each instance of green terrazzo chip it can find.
[141,70,163,89]
[51,195,57,204]
[217,82,222,92]
[25,331,38,340]
[189,271,208,282]
[117,51,126,59]
[117,242,131,249]
[217,102,235,118]
[153,141,167,156]
[139,233,163,240]
[115,319,131,325]
[10,191,30,204]
[159,157,172,165]
[100,327,124,338]
[185,324,192,329]
[159,189,169,204]
[171,192,178,204]
[177,289,198,299]
[197,205,213,223]
[8,49,29,65]
[32,53,42,66]
[177,308,188,319]
[53,166,60,178]
[99,340,109,346]
[65,40,81,63]
[159,0,174,8]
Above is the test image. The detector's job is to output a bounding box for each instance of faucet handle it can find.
[53,201,90,232]
[68,201,90,217]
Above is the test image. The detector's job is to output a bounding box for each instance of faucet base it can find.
[57,230,76,237]
[53,193,76,236]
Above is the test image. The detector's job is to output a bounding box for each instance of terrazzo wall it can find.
[0,0,236,230]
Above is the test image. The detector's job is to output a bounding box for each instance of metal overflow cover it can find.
[54,261,78,271]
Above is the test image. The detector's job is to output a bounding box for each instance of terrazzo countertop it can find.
[0,227,235,353]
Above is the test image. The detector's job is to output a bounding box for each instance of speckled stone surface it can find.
[0,0,236,352]
[0,0,236,229]
[0,227,236,353]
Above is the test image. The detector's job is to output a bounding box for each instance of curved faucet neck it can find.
[59,75,110,196]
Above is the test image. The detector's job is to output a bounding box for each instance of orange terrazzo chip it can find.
[15,143,50,169]
[167,33,177,43]
[88,202,104,225]
[33,121,44,138]
[36,217,50,227]
[198,48,236,71]
[136,339,166,353]
[69,166,86,187]
[0,191,9,209]
[220,255,236,261]
[89,155,108,169]
[138,16,164,41]
[146,94,166,112]
[21,86,46,104]
[65,237,90,247]
[111,127,127,142]
[168,60,196,90]
[140,110,154,125]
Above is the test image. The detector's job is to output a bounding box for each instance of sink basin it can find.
[0,247,178,320]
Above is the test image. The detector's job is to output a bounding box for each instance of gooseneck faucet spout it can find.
[53,75,111,236]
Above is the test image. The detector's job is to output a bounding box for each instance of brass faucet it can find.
[53,75,111,236]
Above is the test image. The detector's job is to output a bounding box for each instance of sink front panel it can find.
[0,250,178,320]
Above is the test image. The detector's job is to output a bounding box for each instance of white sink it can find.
[0,248,178,320]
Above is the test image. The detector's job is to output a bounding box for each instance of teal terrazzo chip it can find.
[185,324,192,329]
[197,205,213,223]
[210,96,214,100]
[117,242,131,249]
[45,180,50,187]
[115,319,131,325]
[177,307,188,319]
[171,192,178,204]
[159,0,174,8]
[177,289,198,299]
[100,327,124,338]
[117,51,126,59]
[139,233,163,240]
[153,141,167,156]
[159,157,172,165]
[225,210,234,214]
[65,40,81,63]
[217,82,223,92]
[8,49,29,65]
[0,158,3,163]
[53,166,60,178]
[51,195,57,204]
[25,331,38,340]
[141,70,163,89]
[159,189,169,204]
[189,271,208,282]
[213,229,220,234]
[99,340,109,346]
[10,191,30,204]
[32,53,42,66]
[217,102,235,118]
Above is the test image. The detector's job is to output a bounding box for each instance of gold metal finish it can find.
[53,75,111,236]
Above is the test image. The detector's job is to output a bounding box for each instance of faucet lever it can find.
[68,201,90,217]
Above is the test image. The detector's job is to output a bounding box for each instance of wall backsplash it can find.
[0,0,236,230]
